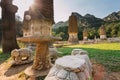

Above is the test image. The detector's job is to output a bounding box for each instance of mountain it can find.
[104,11,120,22]
[53,12,104,29]
[53,21,68,29]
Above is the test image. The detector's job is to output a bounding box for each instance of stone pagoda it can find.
[17,0,60,79]
[83,27,88,40]
[68,13,79,44]
[99,25,107,40]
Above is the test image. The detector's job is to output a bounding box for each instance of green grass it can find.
[0,43,120,72]
[58,43,120,72]
[0,51,10,63]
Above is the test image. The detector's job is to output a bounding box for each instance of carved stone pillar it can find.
[83,27,88,41]
[32,42,51,70]
[68,13,79,44]
[99,25,106,40]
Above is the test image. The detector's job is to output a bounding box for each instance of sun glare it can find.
[13,0,34,20]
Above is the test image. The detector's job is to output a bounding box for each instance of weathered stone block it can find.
[11,48,33,65]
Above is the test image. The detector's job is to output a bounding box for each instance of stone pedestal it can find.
[17,37,52,79]
[100,35,106,40]
[17,37,60,79]
[32,42,51,70]
[83,37,88,41]
[68,33,79,44]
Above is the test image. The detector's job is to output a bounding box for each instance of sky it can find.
[0,0,120,22]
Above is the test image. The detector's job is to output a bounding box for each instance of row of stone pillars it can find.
[68,13,107,44]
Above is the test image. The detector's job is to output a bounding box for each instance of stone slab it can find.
[55,56,85,72]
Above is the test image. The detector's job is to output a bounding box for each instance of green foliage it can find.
[78,27,83,40]
[17,42,26,48]
[88,27,99,39]
[105,21,120,37]
[52,26,69,40]
[58,43,120,72]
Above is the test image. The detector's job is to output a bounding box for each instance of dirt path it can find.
[0,60,31,80]
[93,63,120,80]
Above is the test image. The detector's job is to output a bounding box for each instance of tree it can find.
[15,15,23,37]
[0,0,19,53]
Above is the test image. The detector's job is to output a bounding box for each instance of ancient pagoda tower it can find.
[68,13,79,44]
[23,0,54,37]
[83,27,88,40]
[99,25,107,40]
[17,0,60,79]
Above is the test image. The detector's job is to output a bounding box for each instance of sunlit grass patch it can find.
[65,43,120,50]
[58,43,120,72]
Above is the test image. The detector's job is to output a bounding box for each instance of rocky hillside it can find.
[53,12,104,29]
[104,11,120,22]
[53,11,120,29]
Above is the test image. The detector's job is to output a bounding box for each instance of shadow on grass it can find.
[58,47,120,72]
[0,51,32,77]
[4,63,32,77]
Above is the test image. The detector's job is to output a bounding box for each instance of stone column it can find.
[99,25,106,40]
[0,0,19,53]
[83,27,88,41]
[68,13,79,44]
[32,42,51,70]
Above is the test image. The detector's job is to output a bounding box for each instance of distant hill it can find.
[104,11,120,22]
[53,12,104,29]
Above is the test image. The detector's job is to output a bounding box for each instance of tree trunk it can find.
[0,0,19,53]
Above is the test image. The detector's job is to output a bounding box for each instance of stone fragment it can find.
[11,48,33,65]
[45,56,88,80]
[55,56,85,72]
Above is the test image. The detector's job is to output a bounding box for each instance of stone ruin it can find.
[99,25,107,40]
[83,27,88,41]
[11,48,33,65]
[45,49,93,80]
[107,37,120,43]
[68,13,79,44]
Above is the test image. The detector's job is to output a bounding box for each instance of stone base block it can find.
[45,56,92,80]
[83,37,88,41]
[68,33,79,44]
[100,35,107,40]
[24,66,51,80]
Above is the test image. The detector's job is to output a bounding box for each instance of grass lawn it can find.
[0,43,120,72]
[0,51,10,63]
[58,43,120,72]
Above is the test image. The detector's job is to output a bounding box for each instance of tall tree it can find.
[0,0,19,53]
